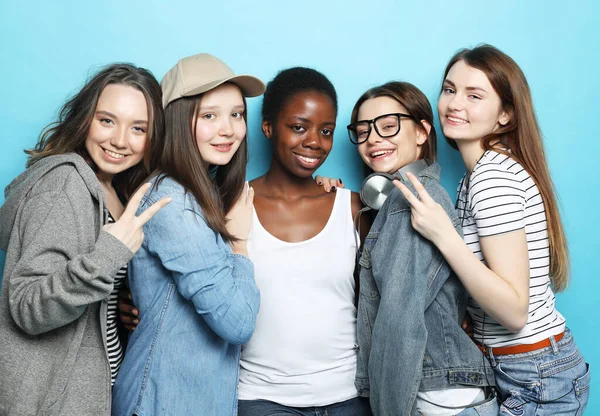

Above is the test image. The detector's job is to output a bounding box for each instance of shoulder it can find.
[30,163,93,202]
[471,151,523,185]
[387,163,455,218]
[143,175,211,229]
[340,189,363,218]
[423,177,456,219]
[469,151,527,198]
[144,174,187,204]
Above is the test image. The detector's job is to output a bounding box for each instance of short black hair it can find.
[262,67,338,123]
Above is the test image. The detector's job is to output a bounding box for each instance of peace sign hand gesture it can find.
[392,172,455,246]
[103,183,172,253]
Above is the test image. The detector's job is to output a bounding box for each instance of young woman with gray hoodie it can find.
[0,63,170,415]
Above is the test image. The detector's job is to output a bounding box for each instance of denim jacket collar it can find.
[392,160,441,183]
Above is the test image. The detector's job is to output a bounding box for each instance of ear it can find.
[498,109,511,126]
[262,120,272,139]
[416,120,432,145]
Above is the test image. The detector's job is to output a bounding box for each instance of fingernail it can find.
[331,186,336,192]
[317,181,322,185]
[134,319,139,324]
[339,178,343,184]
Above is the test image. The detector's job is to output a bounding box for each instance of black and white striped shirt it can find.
[456,150,565,347]
[106,213,127,385]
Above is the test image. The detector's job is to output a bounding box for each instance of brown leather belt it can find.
[477,331,565,356]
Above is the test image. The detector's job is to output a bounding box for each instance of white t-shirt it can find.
[417,388,486,416]
[456,150,565,347]
[238,189,359,407]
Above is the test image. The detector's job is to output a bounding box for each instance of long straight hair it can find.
[26,64,164,199]
[350,81,438,177]
[151,86,247,242]
[442,45,569,291]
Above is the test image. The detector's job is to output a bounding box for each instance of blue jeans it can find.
[238,397,372,416]
[486,328,591,415]
[455,391,500,415]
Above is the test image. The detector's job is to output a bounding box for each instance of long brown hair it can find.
[350,81,438,177]
[26,63,164,199]
[151,85,247,242]
[442,44,569,291]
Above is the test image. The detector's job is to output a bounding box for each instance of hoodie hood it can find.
[0,153,104,251]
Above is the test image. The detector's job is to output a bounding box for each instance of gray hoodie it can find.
[0,153,133,415]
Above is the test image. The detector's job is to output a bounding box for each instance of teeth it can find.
[371,150,394,158]
[448,116,468,124]
[104,149,125,159]
[297,155,318,163]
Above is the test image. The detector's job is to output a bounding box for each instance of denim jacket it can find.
[355,163,494,416]
[112,175,260,416]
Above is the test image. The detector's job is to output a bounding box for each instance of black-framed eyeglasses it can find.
[347,113,416,145]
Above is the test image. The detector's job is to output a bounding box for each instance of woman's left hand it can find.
[392,172,456,245]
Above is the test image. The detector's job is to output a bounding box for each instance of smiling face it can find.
[194,83,246,166]
[263,90,336,178]
[438,60,510,144]
[356,96,428,174]
[85,83,149,180]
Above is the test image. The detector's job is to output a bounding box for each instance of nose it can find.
[302,128,322,150]
[110,126,128,148]
[447,93,464,111]
[219,117,234,137]
[366,125,383,145]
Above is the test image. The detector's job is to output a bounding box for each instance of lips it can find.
[293,152,321,169]
[211,143,234,152]
[370,149,395,159]
[446,115,469,125]
[103,148,127,160]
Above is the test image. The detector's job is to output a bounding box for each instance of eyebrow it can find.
[199,105,245,111]
[443,79,488,94]
[96,110,148,124]
[286,116,335,126]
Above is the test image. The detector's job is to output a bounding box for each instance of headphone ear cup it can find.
[360,172,396,210]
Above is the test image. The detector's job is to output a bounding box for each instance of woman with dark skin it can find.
[237,67,371,416]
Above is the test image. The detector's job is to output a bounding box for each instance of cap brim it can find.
[183,74,266,98]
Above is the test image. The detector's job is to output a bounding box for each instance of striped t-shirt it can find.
[456,150,565,347]
[106,213,127,385]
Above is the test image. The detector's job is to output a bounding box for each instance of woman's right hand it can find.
[314,175,344,192]
[102,183,172,253]
[392,172,456,246]
[118,289,139,331]
[225,182,255,242]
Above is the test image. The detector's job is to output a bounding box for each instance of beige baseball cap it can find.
[161,53,266,108]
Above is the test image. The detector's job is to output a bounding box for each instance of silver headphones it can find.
[359,159,430,210]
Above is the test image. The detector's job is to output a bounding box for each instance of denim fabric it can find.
[238,397,372,416]
[488,328,591,416]
[356,163,495,416]
[456,393,500,415]
[112,175,260,416]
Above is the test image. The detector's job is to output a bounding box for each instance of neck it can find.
[456,139,486,172]
[261,160,320,200]
[96,173,115,192]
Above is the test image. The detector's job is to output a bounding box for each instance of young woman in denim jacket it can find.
[236,67,371,416]
[111,54,265,416]
[340,82,498,416]
[0,64,169,415]
[395,45,591,415]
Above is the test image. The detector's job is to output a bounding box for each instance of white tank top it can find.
[238,188,360,407]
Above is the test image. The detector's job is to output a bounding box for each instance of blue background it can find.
[1,0,598,411]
